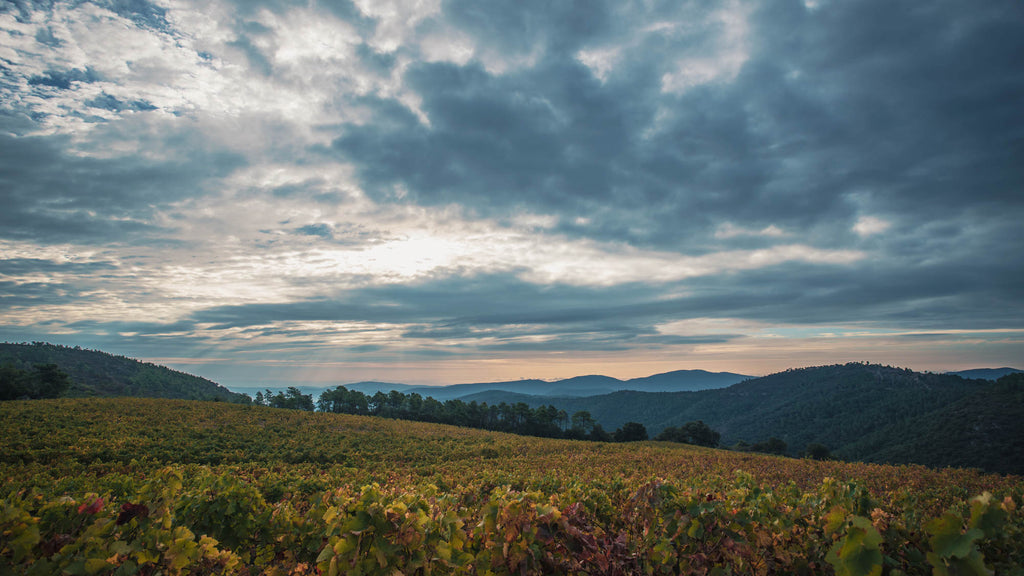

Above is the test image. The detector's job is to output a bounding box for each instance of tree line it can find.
[0,363,71,400]
[316,386,627,441]
[254,385,724,446]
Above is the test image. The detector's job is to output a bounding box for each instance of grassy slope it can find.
[2,397,1018,500]
[3,398,1023,575]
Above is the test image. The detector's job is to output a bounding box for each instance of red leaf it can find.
[78,498,104,515]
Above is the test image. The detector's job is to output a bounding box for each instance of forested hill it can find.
[465,363,1024,474]
[841,372,1024,473]
[0,342,249,403]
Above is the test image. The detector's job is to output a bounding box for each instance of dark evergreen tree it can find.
[614,421,649,442]
[683,420,720,447]
[0,363,71,400]
[804,443,831,460]
[0,363,30,400]
[751,437,788,455]
[588,424,613,442]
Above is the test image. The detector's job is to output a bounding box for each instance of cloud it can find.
[0,0,1022,383]
[853,216,890,237]
[0,122,245,245]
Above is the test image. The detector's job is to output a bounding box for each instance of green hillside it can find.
[843,372,1024,472]
[459,363,1022,473]
[0,342,249,403]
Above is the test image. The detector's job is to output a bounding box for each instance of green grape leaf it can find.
[926,513,983,559]
[927,549,992,576]
[84,558,111,575]
[968,494,1007,539]
[827,516,883,576]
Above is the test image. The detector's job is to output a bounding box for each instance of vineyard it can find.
[2,398,1023,575]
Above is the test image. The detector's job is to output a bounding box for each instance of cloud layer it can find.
[2,0,1022,386]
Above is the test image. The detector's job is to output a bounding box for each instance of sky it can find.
[1,0,1023,389]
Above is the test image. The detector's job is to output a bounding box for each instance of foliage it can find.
[319,386,586,440]
[613,421,649,442]
[749,437,788,455]
[655,420,721,447]
[0,363,71,400]
[843,371,1024,474]
[1,398,1023,574]
[255,387,315,411]
[804,442,832,461]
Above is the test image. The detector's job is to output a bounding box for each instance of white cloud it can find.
[660,0,752,93]
[419,25,475,66]
[352,0,442,53]
[0,0,411,146]
[576,46,620,82]
[853,216,891,237]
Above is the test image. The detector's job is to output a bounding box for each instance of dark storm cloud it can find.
[86,93,157,112]
[332,0,1024,248]
[321,0,1024,342]
[0,118,245,245]
[294,223,333,238]
[0,258,119,309]
[172,273,754,353]
[99,0,172,31]
[34,25,62,46]
[221,0,373,29]
[4,0,169,30]
[284,222,390,245]
[442,0,612,56]
[63,318,202,335]
[181,272,667,336]
[28,67,100,89]
[227,29,275,77]
[0,257,118,275]
[1,1,56,23]
[0,280,85,308]
[333,58,643,221]
[742,1,1024,216]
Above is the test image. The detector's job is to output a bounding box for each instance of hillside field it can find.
[2,398,1023,574]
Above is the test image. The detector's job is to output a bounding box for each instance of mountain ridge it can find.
[946,367,1023,380]
[333,369,751,400]
[448,363,1024,474]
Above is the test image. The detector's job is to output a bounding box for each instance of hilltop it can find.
[0,342,249,403]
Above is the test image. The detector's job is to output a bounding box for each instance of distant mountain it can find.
[0,342,249,403]
[400,377,611,401]
[946,367,1023,380]
[343,381,420,395]
[229,385,331,398]
[621,369,752,392]
[458,389,543,405]
[459,363,1023,474]
[339,370,751,401]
